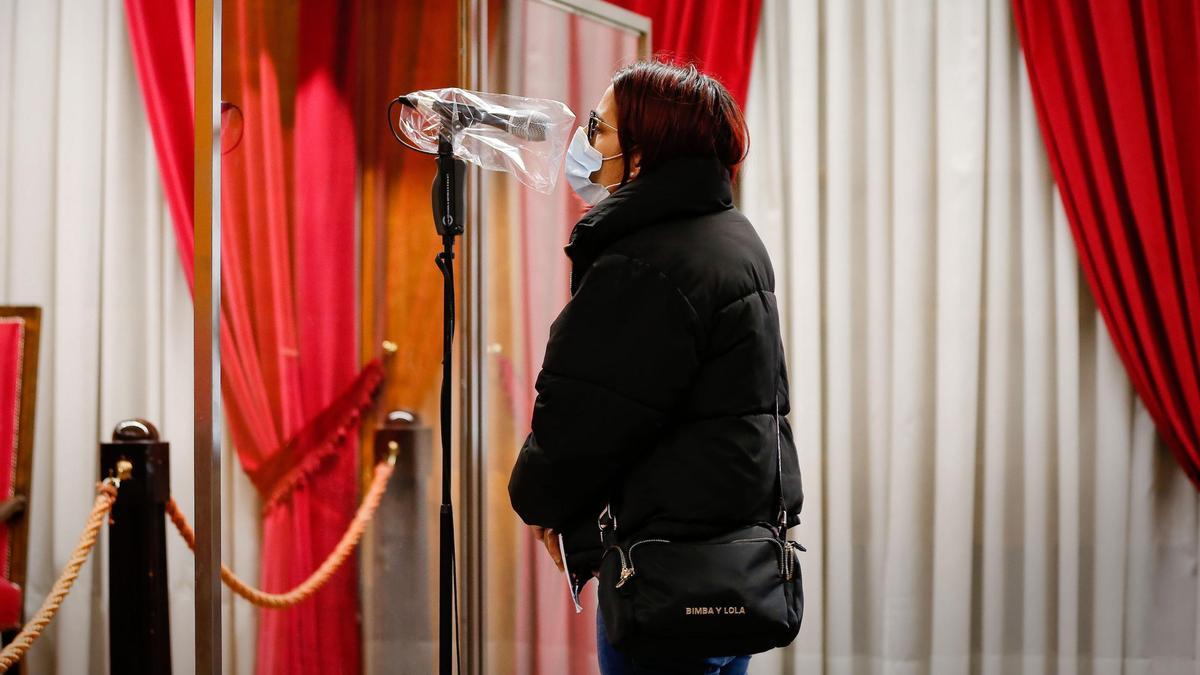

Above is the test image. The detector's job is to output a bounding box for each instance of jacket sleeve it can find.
[508,253,701,530]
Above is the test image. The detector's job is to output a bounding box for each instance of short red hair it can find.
[611,60,749,183]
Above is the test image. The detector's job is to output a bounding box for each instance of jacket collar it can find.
[563,155,734,275]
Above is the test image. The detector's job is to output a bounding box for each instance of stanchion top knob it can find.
[384,409,420,428]
[112,419,160,442]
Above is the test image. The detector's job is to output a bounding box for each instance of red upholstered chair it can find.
[0,307,41,641]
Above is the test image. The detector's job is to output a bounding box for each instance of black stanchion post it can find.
[101,419,171,675]
[362,410,434,673]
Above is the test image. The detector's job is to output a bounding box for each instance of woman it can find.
[508,60,804,675]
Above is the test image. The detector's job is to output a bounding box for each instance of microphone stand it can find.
[431,128,465,675]
[391,93,534,674]
[389,94,465,675]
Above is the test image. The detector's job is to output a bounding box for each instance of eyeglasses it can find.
[587,110,617,144]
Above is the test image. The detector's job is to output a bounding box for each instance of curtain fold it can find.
[1010,0,1200,488]
[123,1,378,672]
[740,0,1200,672]
[121,0,195,289]
[608,0,763,107]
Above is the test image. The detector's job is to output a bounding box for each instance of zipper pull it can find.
[615,565,635,588]
[785,541,804,580]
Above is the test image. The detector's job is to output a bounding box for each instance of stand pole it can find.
[433,135,465,675]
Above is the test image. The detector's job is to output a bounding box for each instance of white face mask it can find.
[565,126,622,206]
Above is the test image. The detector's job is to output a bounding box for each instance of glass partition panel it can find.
[481,2,648,673]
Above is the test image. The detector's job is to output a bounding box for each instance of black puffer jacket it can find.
[508,155,803,575]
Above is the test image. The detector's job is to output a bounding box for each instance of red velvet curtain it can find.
[609,0,763,107]
[1012,0,1200,484]
[123,0,195,289]
[124,1,382,672]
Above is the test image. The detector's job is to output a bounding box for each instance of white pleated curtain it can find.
[0,1,258,673]
[741,1,1200,673]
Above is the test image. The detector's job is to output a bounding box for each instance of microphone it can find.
[388,87,576,194]
[398,94,552,141]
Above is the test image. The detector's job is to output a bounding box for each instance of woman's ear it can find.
[628,149,643,180]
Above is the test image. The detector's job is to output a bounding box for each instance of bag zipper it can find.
[784,541,793,580]
[612,536,793,588]
[603,544,632,587]
[731,537,788,577]
[784,540,806,580]
[612,538,671,588]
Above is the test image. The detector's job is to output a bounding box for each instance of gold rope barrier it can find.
[0,451,392,670]
[166,458,395,608]
[0,481,120,673]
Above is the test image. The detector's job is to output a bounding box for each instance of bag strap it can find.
[773,391,787,531]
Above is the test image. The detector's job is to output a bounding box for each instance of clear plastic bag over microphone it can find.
[394,88,576,194]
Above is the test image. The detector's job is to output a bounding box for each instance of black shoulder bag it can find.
[596,392,805,659]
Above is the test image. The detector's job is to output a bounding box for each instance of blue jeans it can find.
[596,609,752,675]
